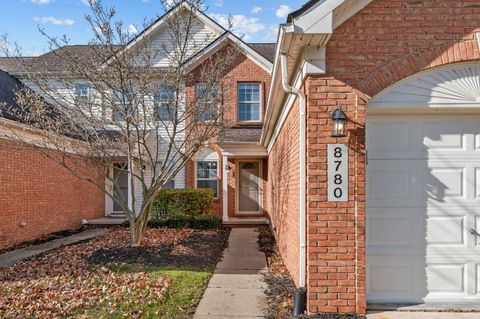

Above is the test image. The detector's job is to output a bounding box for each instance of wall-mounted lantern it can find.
[331,108,347,138]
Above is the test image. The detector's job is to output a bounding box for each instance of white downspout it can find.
[280,54,307,289]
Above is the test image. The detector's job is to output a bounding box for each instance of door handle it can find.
[469,228,480,237]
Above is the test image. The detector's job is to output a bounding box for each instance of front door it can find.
[237,161,261,215]
[113,163,129,213]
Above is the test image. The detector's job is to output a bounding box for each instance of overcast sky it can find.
[0,0,303,56]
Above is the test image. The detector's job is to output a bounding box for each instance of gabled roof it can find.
[114,1,225,63]
[108,0,272,72]
[248,43,276,63]
[182,32,273,73]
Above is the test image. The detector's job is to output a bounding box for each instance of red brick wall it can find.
[306,78,366,315]
[268,100,301,286]
[184,46,272,217]
[185,47,271,127]
[0,138,105,250]
[303,0,480,315]
[326,0,480,97]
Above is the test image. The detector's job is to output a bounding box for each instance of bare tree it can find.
[0,0,239,246]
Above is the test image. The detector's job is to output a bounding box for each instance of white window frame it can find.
[195,159,219,199]
[155,85,175,122]
[112,88,134,123]
[75,84,90,102]
[237,82,262,123]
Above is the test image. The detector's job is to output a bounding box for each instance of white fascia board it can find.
[261,25,292,146]
[291,0,345,34]
[294,11,334,34]
[183,33,273,73]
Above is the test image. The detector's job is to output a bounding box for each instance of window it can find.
[155,85,175,122]
[112,88,134,122]
[238,83,261,122]
[196,83,218,122]
[164,180,175,189]
[196,160,218,198]
[75,84,90,102]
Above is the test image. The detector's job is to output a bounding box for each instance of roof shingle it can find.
[218,126,263,144]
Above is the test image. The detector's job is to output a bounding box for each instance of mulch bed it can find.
[0,227,230,318]
[258,226,297,319]
[88,228,230,269]
[258,227,365,319]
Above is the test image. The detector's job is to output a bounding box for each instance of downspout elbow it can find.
[280,54,306,109]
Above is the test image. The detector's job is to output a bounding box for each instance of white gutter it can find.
[280,53,306,288]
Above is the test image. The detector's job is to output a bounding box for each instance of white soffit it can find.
[368,62,480,109]
[219,144,268,157]
[290,0,374,34]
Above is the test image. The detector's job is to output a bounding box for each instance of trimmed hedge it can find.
[122,214,222,230]
[148,214,222,229]
[152,188,214,219]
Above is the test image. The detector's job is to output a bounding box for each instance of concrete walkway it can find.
[194,228,268,319]
[0,228,109,268]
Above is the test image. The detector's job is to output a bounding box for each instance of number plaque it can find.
[327,144,348,202]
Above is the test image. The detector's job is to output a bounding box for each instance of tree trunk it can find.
[129,204,151,247]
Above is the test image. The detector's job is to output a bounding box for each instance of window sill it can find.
[236,121,263,126]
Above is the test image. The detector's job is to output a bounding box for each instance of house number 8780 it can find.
[328,144,348,202]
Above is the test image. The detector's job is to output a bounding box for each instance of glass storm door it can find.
[238,161,261,214]
[113,163,128,212]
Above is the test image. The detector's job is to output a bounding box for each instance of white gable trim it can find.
[103,1,225,67]
[183,32,273,73]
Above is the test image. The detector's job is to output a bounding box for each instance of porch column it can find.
[222,155,228,222]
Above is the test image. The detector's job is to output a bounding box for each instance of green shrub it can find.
[147,214,222,229]
[152,188,214,219]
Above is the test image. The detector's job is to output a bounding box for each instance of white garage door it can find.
[367,114,480,304]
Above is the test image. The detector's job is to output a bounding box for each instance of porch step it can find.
[223,217,269,226]
[86,217,127,226]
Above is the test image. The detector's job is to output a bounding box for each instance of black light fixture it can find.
[331,108,347,138]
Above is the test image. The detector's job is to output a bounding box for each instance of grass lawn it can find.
[104,264,212,319]
[0,228,230,319]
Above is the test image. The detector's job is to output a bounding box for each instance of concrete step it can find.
[86,217,127,225]
[223,217,269,226]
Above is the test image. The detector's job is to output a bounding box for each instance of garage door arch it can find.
[366,62,480,304]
